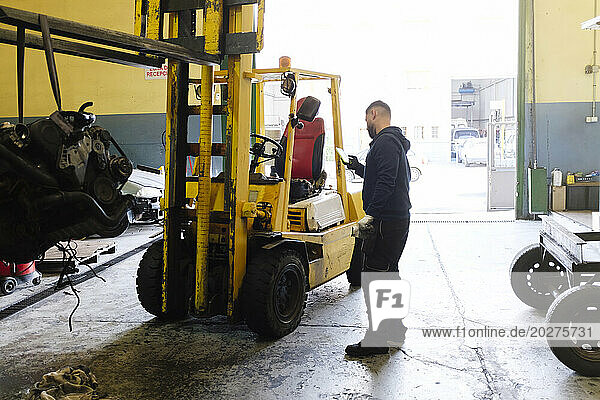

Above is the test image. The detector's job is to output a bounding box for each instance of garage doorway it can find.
[257,0,519,217]
[412,78,517,214]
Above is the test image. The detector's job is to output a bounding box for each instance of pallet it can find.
[36,240,117,273]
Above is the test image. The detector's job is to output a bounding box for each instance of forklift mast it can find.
[134,0,265,317]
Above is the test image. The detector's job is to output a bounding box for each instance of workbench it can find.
[551,183,599,211]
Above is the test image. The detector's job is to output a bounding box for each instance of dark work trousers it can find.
[363,218,410,272]
[361,218,410,346]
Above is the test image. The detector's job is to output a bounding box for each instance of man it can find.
[345,100,411,357]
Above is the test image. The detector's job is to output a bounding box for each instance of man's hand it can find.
[347,155,362,171]
[352,215,375,238]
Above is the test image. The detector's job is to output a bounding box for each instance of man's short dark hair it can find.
[366,100,391,117]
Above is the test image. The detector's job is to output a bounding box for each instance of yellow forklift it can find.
[133,1,364,337]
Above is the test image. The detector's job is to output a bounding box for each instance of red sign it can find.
[145,63,168,80]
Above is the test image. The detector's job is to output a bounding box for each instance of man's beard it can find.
[367,123,377,138]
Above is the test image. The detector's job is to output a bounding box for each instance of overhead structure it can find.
[0,5,222,68]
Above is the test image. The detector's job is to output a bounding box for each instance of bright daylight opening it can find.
[257,0,518,217]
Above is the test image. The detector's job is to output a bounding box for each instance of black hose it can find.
[36,191,131,227]
[0,143,59,188]
[42,215,122,249]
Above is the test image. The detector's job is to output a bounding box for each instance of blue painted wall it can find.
[524,102,600,182]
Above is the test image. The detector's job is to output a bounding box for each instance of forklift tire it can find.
[136,240,188,320]
[546,285,600,376]
[1,277,17,295]
[346,238,363,286]
[510,244,567,310]
[242,249,307,339]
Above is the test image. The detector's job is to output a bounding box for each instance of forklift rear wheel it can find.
[1,277,17,295]
[137,240,189,320]
[510,244,567,310]
[242,249,307,338]
[546,285,600,376]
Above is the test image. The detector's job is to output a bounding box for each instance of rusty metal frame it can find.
[0,5,220,66]
[0,27,164,69]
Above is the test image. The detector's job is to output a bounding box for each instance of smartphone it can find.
[336,147,350,165]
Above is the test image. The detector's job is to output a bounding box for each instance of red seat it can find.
[275,97,325,181]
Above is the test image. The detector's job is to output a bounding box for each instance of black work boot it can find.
[361,319,407,349]
[345,342,389,357]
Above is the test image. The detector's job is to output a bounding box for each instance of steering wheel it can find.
[249,134,284,173]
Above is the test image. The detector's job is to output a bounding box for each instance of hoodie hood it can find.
[373,126,411,152]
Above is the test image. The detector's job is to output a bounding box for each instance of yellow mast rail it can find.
[225,3,254,317]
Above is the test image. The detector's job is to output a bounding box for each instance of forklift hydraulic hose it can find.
[0,143,59,188]
[36,191,132,226]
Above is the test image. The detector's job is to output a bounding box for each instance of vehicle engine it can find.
[0,103,133,262]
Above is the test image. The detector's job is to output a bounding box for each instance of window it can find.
[414,126,424,140]
[453,129,479,140]
[431,126,439,139]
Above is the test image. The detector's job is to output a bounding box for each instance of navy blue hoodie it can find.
[355,126,411,220]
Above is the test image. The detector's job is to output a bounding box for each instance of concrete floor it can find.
[410,162,489,214]
[1,220,600,399]
[346,162,490,214]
